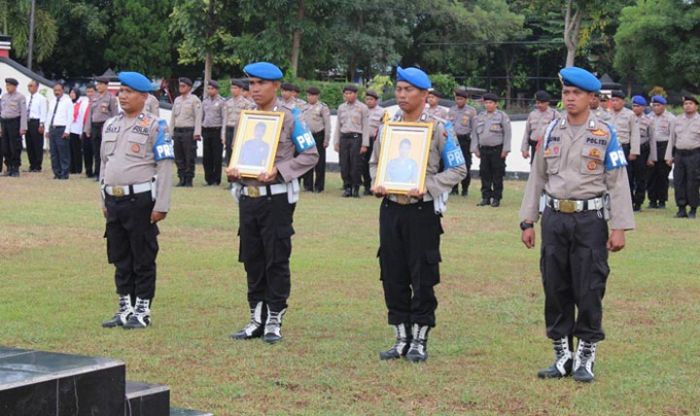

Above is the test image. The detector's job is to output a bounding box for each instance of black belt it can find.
[50,125,66,129]
[203,126,222,130]
[341,132,361,139]
[641,142,651,150]
[1,117,20,121]
[479,145,503,151]
[676,148,700,156]
[29,118,40,122]
[174,127,195,132]
[92,121,105,125]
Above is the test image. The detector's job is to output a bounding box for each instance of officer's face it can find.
[427,94,439,106]
[52,85,63,97]
[395,81,428,113]
[86,88,95,99]
[307,94,319,104]
[231,85,241,97]
[365,96,376,108]
[343,91,357,103]
[119,86,146,115]
[561,86,592,116]
[28,82,38,94]
[590,96,600,108]
[178,83,190,95]
[207,85,218,97]
[455,96,466,107]
[632,104,644,116]
[484,100,497,113]
[535,100,549,112]
[610,97,625,111]
[96,82,107,93]
[652,103,665,115]
[248,78,278,107]
[6,83,16,94]
[683,100,698,114]
[281,89,293,100]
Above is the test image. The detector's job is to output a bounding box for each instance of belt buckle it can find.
[247,186,261,198]
[559,200,576,213]
[112,187,125,197]
[396,195,411,205]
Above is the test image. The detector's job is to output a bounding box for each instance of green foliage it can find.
[366,75,393,99]
[0,0,58,63]
[430,73,458,97]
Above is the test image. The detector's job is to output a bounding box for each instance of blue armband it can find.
[604,125,627,170]
[441,121,466,168]
[153,119,174,161]
[291,107,316,153]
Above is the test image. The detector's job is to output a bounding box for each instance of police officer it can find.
[223,80,256,168]
[370,67,466,362]
[25,79,48,173]
[647,95,675,209]
[201,80,226,186]
[630,96,655,211]
[84,76,119,181]
[521,91,560,164]
[279,83,306,109]
[227,62,318,344]
[520,67,635,383]
[362,89,386,195]
[170,77,202,187]
[100,71,174,329]
[291,84,306,107]
[334,85,369,197]
[145,93,160,117]
[0,78,27,177]
[447,88,477,196]
[425,90,447,119]
[590,93,611,122]
[472,92,511,207]
[301,86,331,192]
[664,95,700,219]
[609,90,641,202]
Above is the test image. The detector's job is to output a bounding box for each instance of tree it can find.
[0,0,58,66]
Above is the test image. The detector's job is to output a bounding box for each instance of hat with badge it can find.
[534,90,551,102]
[4,78,18,86]
[365,89,379,99]
[631,95,647,106]
[179,77,193,87]
[232,79,246,89]
[558,67,601,93]
[208,80,219,89]
[307,86,320,95]
[454,88,468,98]
[243,62,284,81]
[683,95,699,105]
[610,90,626,99]
[396,66,431,90]
[343,84,358,93]
[482,92,499,102]
[651,95,667,105]
[118,72,153,93]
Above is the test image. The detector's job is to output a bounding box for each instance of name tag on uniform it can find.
[105,124,120,133]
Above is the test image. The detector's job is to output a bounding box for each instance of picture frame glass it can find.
[375,122,433,194]
[229,110,284,178]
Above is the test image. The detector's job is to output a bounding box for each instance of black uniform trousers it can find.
[479,145,505,200]
[452,134,472,193]
[69,133,83,174]
[104,191,159,301]
[630,142,651,206]
[339,133,362,188]
[83,134,94,176]
[672,148,700,209]
[302,130,326,192]
[648,141,671,204]
[49,126,70,179]
[174,127,196,181]
[224,126,235,167]
[91,122,105,178]
[238,192,296,312]
[202,126,223,185]
[540,207,609,343]
[1,117,22,173]
[25,118,44,171]
[379,199,442,327]
[361,135,376,191]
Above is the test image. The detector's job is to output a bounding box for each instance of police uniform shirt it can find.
[369,110,467,198]
[202,95,225,128]
[636,113,657,160]
[0,91,28,130]
[650,110,675,143]
[238,104,319,188]
[100,112,173,212]
[170,93,202,136]
[610,107,640,154]
[224,96,255,128]
[84,91,119,133]
[447,104,477,136]
[521,107,561,152]
[334,100,370,147]
[664,112,700,160]
[27,92,48,124]
[471,110,512,152]
[367,105,386,139]
[278,97,306,110]
[519,113,635,231]
[145,94,160,117]
[425,104,448,119]
[302,101,331,146]
[592,106,611,122]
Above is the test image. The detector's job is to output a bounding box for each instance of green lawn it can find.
[1,164,699,415]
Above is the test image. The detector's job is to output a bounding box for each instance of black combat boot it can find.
[102,294,134,328]
[405,324,430,363]
[363,186,372,196]
[263,307,286,344]
[648,200,658,209]
[379,323,411,360]
[123,297,151,329]
[572,340,597,383]
[633,203,641,212]
[450,186,458,195]
[491,198,501,207]
[537,337,573,379]
[477,198,490,206]
[676,206,688,218]
[185,177,193,187]
[352,186,360,198]
[342,187,352,197]
[658,201,666,209]
[230,301,266,340]
[176,177,185,187]
[689,207,697,219]
[461,189,468,197]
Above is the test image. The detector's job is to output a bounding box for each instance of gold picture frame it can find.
[375,121,433,194]
[229,110,284,178]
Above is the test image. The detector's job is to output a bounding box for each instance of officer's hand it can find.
[475,150,480,158]
[407,188,424,199]
[62,132,69,139]
[85,131,91,138]
[102,208,107,219]
[334,142,339,152]
[501,151,509,159]
[194,134,201,141]
[628,154,637,161]
[371,185,387,198]
[607,229,625,252]
[20,129,27,136]
[150,211,167,224]
[521,228,535,249]
[324,143,329,148]
[225,167,241,181]
[646,160,655,167]
[666,159,673,167]
[38,125,44,135]
[360,146,368,154]
[522,151,529,159]
[258,166,278,183]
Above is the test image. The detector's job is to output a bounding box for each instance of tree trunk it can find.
[290,0,304,77]
[563,0,582,68]
[27,0,36,70]
[204,51,213,94]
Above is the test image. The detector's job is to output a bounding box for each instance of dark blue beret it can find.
[396,66,431,90]
[651,95,667,105]
[683,95,699,105]
[118,72,152,93]
[558,67,601,93]
[243,62,283,81]
[631,95,647,106]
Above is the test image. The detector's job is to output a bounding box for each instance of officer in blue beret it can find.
[100,71,174,329]
[520,66,635,382]
[647,95,675,208]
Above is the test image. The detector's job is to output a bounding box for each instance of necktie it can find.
[27,94,33,118]
[50,96,60,129]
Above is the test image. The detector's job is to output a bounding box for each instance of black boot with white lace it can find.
[379,323,411,360]
[123,297,151,329]
[405,324,430,363]
[102,294,134,328]
[537,337,573,378]
[572,340,597,382]
[231,301,266,340]
[263,307,286,344]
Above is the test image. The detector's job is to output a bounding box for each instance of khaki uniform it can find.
[664,113,700,209]
[335,100,370,190]
[521,107,561,153]
[202,95,226,185]
[630,113,655,207]
[170,93,202,183]
[362,105,386,191]
[472,109,512,202]
[425,105,447,120]
[278,97,306,110]
[610,107,641,155]
[301,101,332,191]
[447,104,477,194]
[592,106,611,122]
[85,91,119,178]
[0,91,28,174]
[170,93,202,136]
[145,94,160,117]
[647,110,675,204]
[223,95,256,166]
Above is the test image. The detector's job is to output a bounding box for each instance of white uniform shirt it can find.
[46,94,74,130]
[70,97,90,135]
[27,92,48,124]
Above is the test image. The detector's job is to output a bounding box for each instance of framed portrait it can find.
[229,110,284,178]
[375,121,433,194]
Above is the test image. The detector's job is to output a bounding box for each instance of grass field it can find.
[2,164,700,416]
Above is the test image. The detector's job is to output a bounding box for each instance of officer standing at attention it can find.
[471,92,511,207]
[664,95,700,219]
[425,90,447,119]
[201,80,226,186]
[145,93,160,117]
[520,67,634,382]
[370,67,466,362]
[362,89,386,195]
[223,80,256,168]
[590,93,611,122]
[521,91,560,164]
[25,80,48,173]
[100,71,174,329]
[647,96,675,209]
[447,88,477,196]
[609,90,641,201]
[334,85,369,197]
[84,76,119,181]
[0,78,27,177]
[227,62,318,344]
[170,77,202,187]
[301,86,331,192]
[630,96,655,211]
[279,83,305,109]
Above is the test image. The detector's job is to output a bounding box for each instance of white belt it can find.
[387,193,434,205]
[242,183,287,198]
[105,182,152,197]
[545,195,604,213]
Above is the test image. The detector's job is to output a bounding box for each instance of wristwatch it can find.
[519,221,534,231]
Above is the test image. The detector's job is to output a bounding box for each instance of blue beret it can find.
[118,72,152,93]
[632,95,647,106]
[243,62,283,81]
[396,66,431,90]
[651,95,667,105]
[558,67,601,93]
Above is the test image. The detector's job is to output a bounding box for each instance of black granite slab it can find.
[125,380,170,416]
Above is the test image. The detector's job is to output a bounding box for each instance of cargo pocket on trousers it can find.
[589,249,610,291]
[103,228,114,264]
[424,249,442,285]
[273,225,295,262]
